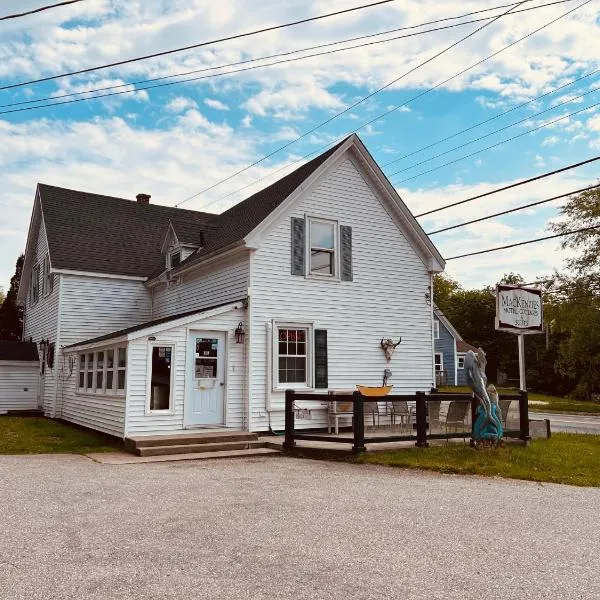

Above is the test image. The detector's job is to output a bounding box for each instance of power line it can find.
[388,87,599,178]
[197,0,589,210]
[0,0,397,92]
[176,1,528,206]
[444,224,600,260]
[415,155,600,218]
[394,97,600,186]
[427,184,600,235]
[0,0,86,22]
[383,66,600,169]
[0,0,573,113]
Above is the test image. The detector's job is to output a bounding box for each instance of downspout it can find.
[430,272,435,390]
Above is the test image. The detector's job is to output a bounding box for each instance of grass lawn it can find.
[358,433,600,487]
[439,385,600,414]
[0,417,119,455]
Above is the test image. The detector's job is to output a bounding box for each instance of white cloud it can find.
[541,135,559,147]
[203,98,230,111]
[166,96,197,112]
[588,115,600,132]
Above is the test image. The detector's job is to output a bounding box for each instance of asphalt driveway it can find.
[1,454,599,600]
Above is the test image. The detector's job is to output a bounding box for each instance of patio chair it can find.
[364,401,381,430]
[499,399,512,428]
[427,400,441,433]
[445,400,470,439]
[390,400,412,432]
[327,398,353,435]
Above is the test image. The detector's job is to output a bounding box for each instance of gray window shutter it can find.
[291,217,305,276]
[340,225,353,281]
[314,329,328,389]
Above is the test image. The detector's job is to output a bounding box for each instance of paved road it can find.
[531,411,600,434]
[1,454,599,600]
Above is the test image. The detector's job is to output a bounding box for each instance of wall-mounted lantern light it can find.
[235,322,246,344]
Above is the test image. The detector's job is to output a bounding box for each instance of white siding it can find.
[249,156,434,431]
[125,307,247,436]
[59,275,152,347]
[151,256,249,320]
[59,357,125,437]
[0,363,39,412]
[55,275,151,429]
[22,217,59,415]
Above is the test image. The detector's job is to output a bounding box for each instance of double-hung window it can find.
[433,320,440,340]
[434,353,443,372]
[275,325,312,388]
[170,251,181,269]
[457,354,465,370]
[31,264,40,304]
[309,218,336,276]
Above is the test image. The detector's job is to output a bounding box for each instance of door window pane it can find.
[195,338,218,378]
[150,346,172,410]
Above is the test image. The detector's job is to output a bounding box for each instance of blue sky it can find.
[1,0,599,291]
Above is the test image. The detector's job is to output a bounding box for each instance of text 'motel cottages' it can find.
[17,134,445,437]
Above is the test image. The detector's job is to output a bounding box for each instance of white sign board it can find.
[495,285,544,334]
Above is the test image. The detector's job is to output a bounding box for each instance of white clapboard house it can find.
[17,134,445,441]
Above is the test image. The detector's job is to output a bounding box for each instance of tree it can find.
[0,287,4,305]
[432,273,462,315]
[550,184,600,274]
[0,254,24,341]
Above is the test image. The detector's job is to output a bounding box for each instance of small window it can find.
[433,320,440,340]
[149,346,173,411]
[117,348,126,390]
[78,354,85,388]
[309,219,336,276]
[86,353,94,390]
[106,349,114,390]
[434,353,443,372]
[96,350,105,390]
[458,354,465,370]
[31,264,40,304]
[170,251,181,269]
[277,327,308,386]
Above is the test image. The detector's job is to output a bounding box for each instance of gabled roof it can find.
[433,306,463,341]
[38,184,217,278]
[0,341,39,362]
[457,340,480,354]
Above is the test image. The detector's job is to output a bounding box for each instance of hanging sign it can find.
[495,285,544,334]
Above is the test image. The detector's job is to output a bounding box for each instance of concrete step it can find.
[88,447,281,464]
[125,431,258,453]
[136,440,268,457]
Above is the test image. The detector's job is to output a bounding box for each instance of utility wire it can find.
[176,1,528,206]
[426,184,600,235]
[383,66,600,168]
[0,0,397,92]
[394,97,600,186]
[0,0,573,112]
[389,87,599,178]
[0,0,86,21]
[201,0,589,209]
[445,224,600,260]
[415,154,600,218]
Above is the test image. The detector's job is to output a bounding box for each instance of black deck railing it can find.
[283,389,530,454]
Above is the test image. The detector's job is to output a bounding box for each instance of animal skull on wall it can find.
[380,337,401,361]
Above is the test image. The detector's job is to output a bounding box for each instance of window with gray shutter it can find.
[291,217,305,276]
[340,225,353,281]
[314,329,328,389]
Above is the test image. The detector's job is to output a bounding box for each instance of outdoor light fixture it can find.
[39,338,47,356]
[235,322,246,344]
[425,286,432,306]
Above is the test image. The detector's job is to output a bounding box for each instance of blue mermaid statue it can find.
[464,348,504,446]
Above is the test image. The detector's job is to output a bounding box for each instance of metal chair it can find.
[427,400,441,433]
[390,400,412,432]
[364,401,381,430]
[499,399,512,427]
[445,400,470,439]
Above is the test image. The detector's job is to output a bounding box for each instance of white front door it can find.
[185,331,226,427]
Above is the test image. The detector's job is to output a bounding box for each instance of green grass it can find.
[439,386,600,414]
[0,417,119,455]
[358,434,600,487]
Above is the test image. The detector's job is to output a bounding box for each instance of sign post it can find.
[495,285,544,391]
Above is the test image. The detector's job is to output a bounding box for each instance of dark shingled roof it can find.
[37,138,347,279]
[179,138,347,270]
[65,299,244,348]
[0,341,39,362]
[457,340,480,354]
[39,185,218,278]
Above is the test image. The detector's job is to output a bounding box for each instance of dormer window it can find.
[170,251,181,269]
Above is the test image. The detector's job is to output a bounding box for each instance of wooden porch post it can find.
[283,389,296,451]
[352,391,366,455]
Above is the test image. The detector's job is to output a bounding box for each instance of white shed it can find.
[0,341,40,413]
